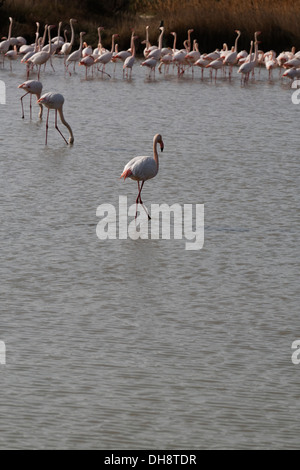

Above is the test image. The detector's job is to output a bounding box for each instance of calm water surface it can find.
[0,57,299,449]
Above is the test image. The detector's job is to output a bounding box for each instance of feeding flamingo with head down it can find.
[37,92,74,145]
[18,80,43,119]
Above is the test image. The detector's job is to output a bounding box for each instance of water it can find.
[0,57,299,450]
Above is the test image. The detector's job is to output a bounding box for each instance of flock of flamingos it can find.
[1,16,299,212]
[1,16,300,83]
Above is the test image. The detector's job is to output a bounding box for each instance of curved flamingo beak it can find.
[160,142,164,152]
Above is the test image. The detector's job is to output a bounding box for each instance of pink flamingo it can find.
[120,134,164,219]
[123,33,137,78]
[18,80,43,119]
[26,25,55,79]
[37,92,74,145]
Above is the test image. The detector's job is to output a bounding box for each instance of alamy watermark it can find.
[0,80,6,105]
[0,341,6,365]
[291,80,300,104]
[96,196,204,250]
[291,340,300,365]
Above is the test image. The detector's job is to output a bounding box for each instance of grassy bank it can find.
[1,0,300,53]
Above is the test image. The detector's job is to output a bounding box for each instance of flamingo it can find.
[223,30,241,77]
[82,42,93,57]
[5,45,17,71]
[26,25,55,79]
[238,40,254,83]
[141,57,158,78]
[18,80,43,119]
[66,31,85,74]
[37,92,74,145]
[172,39,190,75]
[185,40,201,76]
[95,33,119,75]
[92,26,105,57]
[265,50,277,79]
[0,17,13,64]
[79,54,95,78]
[206,57,224,80]
[147,27,165,61]
[59,18,77,65]
[238,33,261,82]
[122,33,137,78]
[282,67,300,80]
[194,56,210,78]
[120,134,164,220]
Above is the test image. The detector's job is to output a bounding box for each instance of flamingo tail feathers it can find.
[120,168,132,180]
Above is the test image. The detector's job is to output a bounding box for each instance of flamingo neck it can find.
[253,41,259,62]
[153,136,159,171]
[111,34,115,53]
[56,23,62,45]
[47,26,52,54]
[131,34,135,57]
[172,33,177,52]
[42,25,47,47]
[158,28,164,50]
[8,17,12,41]
[79,34,84,52]
[58,107,74,144]
[234,32,240,52]
[70,20,75,46]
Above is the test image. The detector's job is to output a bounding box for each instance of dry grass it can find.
[1,0,300,53]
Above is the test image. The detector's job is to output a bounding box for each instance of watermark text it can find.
[0,80,6,105]
[0,341,6,365]
[291,340,300,365]
[96,196,204,250]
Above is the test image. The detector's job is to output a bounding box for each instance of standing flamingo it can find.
[26,25,55,79]
[122,33,137,78]
[238,41,254,83]
[37,92,74,145]
[60,19,77,65]
[66,31,85,74]
[95,33,119,76]
[120,134,164,220]
[18,80,43,119]
[223,30,241,77]
[0,16,13,64]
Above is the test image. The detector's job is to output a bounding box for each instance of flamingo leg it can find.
[54,109,68,145]
[29,93,32,119]
[45,108,50,145]
[135,181,151,220]
[20,91,29,119]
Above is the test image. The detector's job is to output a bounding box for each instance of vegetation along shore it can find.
[1,0,300,54]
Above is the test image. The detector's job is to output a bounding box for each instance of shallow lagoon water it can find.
[0,57,299,449]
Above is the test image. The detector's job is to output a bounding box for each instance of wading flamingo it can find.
[120,134,164,220]
[37,92,74,145]
[60,18,77,64]
[18,80,43,119]
[95,33,119,76]
[66,31,85,74]
[223,30,241,77]
[123,33,137,78]
[0,17,13,64]
[26,25,55,79]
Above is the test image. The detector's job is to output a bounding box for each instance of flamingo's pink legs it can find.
[136,181,151,220]
[45,109,68,145]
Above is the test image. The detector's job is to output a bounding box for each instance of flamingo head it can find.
[157,134,164,152]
